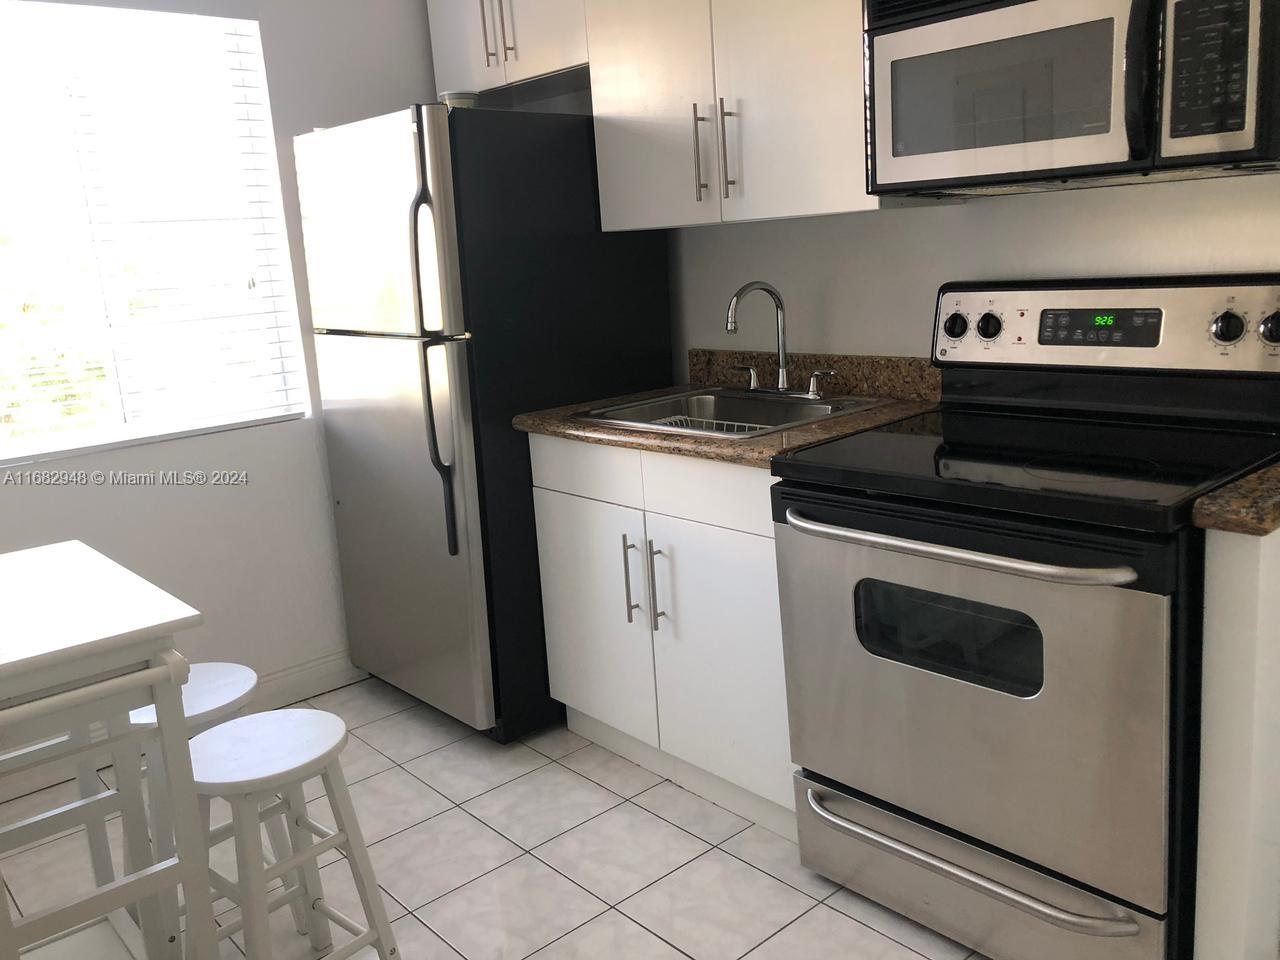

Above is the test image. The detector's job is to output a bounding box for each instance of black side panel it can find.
[448,108,673,742]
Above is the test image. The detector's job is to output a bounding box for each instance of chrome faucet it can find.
[726,281,788,391]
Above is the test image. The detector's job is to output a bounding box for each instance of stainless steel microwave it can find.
[867,0,1280,195]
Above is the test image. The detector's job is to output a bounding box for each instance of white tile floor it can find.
[0,678,990,960]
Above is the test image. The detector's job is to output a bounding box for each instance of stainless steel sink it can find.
[575,388,887,440]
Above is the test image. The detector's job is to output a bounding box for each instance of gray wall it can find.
[2,0,438,707]
[671,175,1280,374]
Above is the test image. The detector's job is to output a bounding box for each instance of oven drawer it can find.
[775,508,1171,911]
[795,773,1165,960]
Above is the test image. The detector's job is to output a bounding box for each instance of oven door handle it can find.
[784,510,1138,586]
[805,790,1142,939]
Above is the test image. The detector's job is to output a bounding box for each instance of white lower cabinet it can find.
[533,487,659,746]
[645,512,793,809]
[530,437,794,810]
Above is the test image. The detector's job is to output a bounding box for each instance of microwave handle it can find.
[1123,0,1158,159]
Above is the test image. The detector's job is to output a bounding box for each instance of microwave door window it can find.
[890,19,1116,158]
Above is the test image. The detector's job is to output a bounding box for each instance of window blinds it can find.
[0,2,305,462]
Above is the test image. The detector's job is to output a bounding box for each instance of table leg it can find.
[110,714,169,960]
[151,650,217,960]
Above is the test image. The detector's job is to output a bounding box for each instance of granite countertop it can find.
[515,349,1280,536]
[1193,464,1280,537]
[513,387,933,469]
[513,351,939,469]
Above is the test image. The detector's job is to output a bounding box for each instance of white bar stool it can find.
[188,709,399,960]
[124,663,263,955]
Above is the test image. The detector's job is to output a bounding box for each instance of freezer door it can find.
[295,108,422,336]
[315,333,494,729]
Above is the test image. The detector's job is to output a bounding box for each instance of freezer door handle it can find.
[805,790,1142,939]
[409,105,462,557]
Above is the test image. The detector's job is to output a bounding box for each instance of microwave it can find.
[867,0,1280,195]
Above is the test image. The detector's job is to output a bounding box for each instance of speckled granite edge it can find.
[1193,463,1280,536]
[688,349,942,403]
[513,389,932,468]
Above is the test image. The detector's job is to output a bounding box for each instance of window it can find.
[0,2,305,464]
[853,579,1045,697]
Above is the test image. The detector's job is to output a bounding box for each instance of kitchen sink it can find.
[575,388,888,440]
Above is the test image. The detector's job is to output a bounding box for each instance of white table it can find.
[0,541,218,960]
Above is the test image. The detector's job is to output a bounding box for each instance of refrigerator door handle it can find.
[409,104,463,558]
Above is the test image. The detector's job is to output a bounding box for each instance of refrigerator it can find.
[295,105,672,742]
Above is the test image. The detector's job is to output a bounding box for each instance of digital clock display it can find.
[1039,308,1163,347]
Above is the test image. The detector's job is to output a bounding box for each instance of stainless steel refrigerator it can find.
[295,105,671,741]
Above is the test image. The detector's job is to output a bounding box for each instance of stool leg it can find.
[262,800,307,936]
[321,762,398,960]
[146,750,183,960]
[232,794,272,960]
[70,724,115,889]
[109,716,170,960]
[282,784,332,952]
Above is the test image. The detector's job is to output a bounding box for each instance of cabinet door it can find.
[711,0,877,222]
[647,513,794,808]
[533,488,659,746]
[584,0,722,231]
[428,0,507,93]
[500,0,588,84]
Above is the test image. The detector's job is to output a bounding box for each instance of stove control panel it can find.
[935,280,1280,372]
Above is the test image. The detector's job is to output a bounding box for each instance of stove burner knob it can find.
[976,312,1003,341]
[943,312,969,339]
[1260,312,1280,345]
[1211,311,1246,345]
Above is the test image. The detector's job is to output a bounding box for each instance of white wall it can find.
[1,0,438,706]
[671,175,1280,373]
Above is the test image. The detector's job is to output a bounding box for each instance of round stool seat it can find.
[190,709,347,796]
[130,661,258,732]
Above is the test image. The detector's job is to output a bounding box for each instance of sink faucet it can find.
[725,281,788,391]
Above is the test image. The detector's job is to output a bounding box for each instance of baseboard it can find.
[567,708,798,843]
[254,650,366,710]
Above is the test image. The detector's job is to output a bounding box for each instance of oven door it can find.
[870,0,1154,191]
[774,497,1171,913]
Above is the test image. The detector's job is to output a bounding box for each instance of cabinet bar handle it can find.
[621,535,640,624]
[718,97,737,199]
[691,103,710,202]
[496,0,515,60]
[646,539,667,632]
[479,0,498,66]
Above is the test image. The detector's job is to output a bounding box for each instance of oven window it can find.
[889,19,1115,157]
[853,579,1044,697]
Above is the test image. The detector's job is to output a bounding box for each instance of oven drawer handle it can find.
[805,790,1142,939]
[784,510,1138,587]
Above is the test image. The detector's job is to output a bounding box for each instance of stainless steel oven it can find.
[769,277,1280,960]
[867,0,1280,194]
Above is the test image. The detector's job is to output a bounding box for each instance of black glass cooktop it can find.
[772,408,1280,532]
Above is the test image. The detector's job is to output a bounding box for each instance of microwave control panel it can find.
[934,280,1280,372]
[1169,0,1252,138]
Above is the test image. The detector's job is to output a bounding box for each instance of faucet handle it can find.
[732,365,760,390]
[807,369,837,399]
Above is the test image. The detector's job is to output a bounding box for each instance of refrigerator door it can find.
[295,108,422,336]
[300,106,495,729]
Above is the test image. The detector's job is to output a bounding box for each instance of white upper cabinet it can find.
[427,0,507,93]
[712,0,874,223]
[584,0,723,231]
[428,0,588,94]
[585,0,877,231]
[501,0,589,84]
